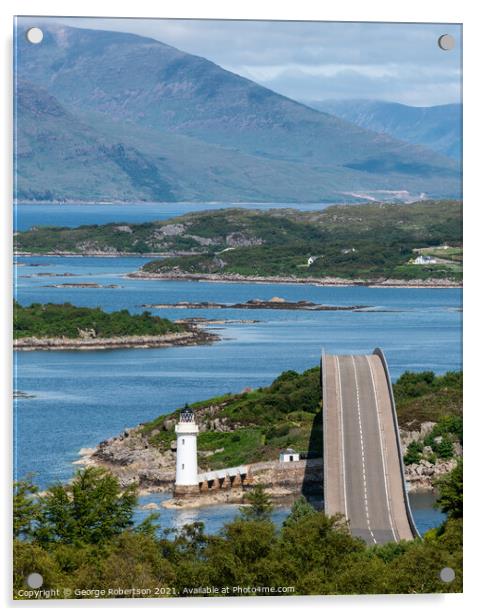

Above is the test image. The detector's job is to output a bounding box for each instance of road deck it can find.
[323,352,415,544]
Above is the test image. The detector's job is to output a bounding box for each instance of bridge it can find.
[198,465,249,490]
[322,348,419,544]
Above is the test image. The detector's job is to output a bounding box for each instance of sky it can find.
[34,17,461,106]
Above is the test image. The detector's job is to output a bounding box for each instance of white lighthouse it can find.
[174,406,199,496]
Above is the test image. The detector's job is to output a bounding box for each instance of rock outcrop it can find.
[399,421,462,491]
[14,328,218,351]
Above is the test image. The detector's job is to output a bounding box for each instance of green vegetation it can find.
[15,201,462,281]
[391,371,462,466]
[394,371,462,428]
[15,468,137,545]
[13,468,462,597]
[142,367,323,470]
[141,200,462,281]
[435,460,463,519]
[14,301,185,339]
[404,440,425,465]
[240,484,274,521]
[140,367,461,472]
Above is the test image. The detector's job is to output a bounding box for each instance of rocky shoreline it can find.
[175,317,260,326]
[14,328,219,351]
[73,419,461,509]
[129,270,461,289]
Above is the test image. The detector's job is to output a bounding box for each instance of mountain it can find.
[14,23,461,202]
[306,100,462,161]
[15,81,177,202]
[17,80,436,204]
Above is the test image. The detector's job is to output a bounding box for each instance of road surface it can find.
[322,349,418,544]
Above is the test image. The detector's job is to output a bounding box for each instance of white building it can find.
[174,406,199,495]
[413,255,437,265]
[307,256,316,266]
[279,448,300,463]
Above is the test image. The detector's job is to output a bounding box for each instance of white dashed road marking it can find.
[351,356,377,544]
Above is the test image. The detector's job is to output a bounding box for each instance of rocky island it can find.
[14,301,218,351]
[42,282,121,289]
[143,297,370,311]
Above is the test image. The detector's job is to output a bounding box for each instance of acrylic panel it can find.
[13,16,462,600]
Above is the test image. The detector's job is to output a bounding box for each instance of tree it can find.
[240,484,273,521]
[223,518,276,567]
[13,477,41,540]
[435,460,463,519]
[36,467,137,545]
[280,511,363,575]
[283,495,317,528]
[13,540,65,596]
[434,436,454,459]
[404,440,423,465]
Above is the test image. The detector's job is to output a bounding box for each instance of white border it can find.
[1,0,479,613]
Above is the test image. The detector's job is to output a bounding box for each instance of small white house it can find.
[307,256,316,266]
[413,255,437,265]
[279,448,300,463]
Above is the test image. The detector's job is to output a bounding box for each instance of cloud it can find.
[19,17,462,106]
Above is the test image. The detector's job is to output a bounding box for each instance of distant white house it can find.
[307,256,316,266]
[413,255,437,265]
[279,448,300,463]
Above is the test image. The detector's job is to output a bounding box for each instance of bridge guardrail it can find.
[373,348,420,539]
[320,347,328,514]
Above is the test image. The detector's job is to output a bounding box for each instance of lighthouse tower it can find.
[174,406,199,496]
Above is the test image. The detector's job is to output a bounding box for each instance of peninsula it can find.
[13,302,218,351]
[14,200,462,285]
[79,367,462,505]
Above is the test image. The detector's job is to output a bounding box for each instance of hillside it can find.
[14,23,460,202]
[307,100,462,161]
[15,81,176,202]
[15,200,462,281]
[140,201,462,281]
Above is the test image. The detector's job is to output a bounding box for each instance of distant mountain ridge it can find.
[15,23,461,203]
[306,99,462,161]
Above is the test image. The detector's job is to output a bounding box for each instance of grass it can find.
[417,246,463,262]
[198,429,265,469]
